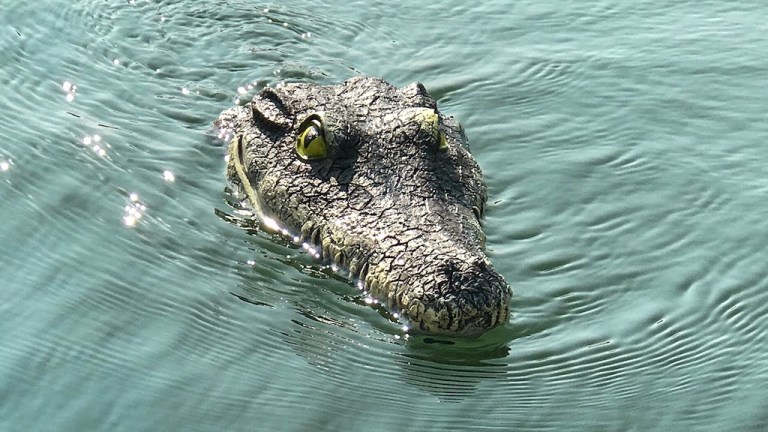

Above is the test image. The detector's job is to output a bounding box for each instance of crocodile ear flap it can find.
[250,87,292,133]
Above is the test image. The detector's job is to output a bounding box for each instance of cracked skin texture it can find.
[215,76,511,337]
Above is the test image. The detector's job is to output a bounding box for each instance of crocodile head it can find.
[215,76,511,337]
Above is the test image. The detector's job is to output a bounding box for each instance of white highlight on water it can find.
[81,134,107,158]
[62,80,77,102]
[123,193,146,227]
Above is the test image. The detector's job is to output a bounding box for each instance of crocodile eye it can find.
[295,114,327,160]
[438,131,448,151]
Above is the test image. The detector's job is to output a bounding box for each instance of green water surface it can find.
[2,1,768,431]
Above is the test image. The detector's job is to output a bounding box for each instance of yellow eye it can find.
[438,131,448,151]
[409,107,448,152]
[295,114,328,160]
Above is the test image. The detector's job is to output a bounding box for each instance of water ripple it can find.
[4,0,768,430]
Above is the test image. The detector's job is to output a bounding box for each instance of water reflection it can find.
[393,330,513,400]
[123,192,146,227]
[223,206,516,401]
[2,0,767,428]
[82,134,108,158]
[61,80,77,102]
[162,170,175,182]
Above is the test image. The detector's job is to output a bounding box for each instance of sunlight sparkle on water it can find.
[262,215,281,232]
[62,81,77,102]
[82,134,107,157]
[0,160,11,172]
[123,193,146,227]
[301,243,321,258]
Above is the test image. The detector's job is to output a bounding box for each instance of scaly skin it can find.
[215,76,510,337]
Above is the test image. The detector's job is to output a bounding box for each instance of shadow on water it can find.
[393,326,516,401]
[218,202,522,401]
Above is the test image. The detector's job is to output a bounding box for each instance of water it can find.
[2,0,768,430]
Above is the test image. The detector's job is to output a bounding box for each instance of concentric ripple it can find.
[3,0,768,431]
